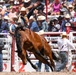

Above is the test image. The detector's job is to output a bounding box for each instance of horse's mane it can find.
[15,25,25,53]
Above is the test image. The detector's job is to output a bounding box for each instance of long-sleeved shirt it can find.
[29,21,40,32]
[0,21,9,33]
[57,38,75,51]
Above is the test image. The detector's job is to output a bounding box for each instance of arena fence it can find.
[0,32,76,72]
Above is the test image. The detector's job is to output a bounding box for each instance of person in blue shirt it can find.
[67,0,74,2]
[35,15,49,72]
[28,16,40,32]
[60,16,66,32]
[0,15,9,33]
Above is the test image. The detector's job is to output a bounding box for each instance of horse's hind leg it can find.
[48,52,55,70]
[40,48,55,71]
[34,50,54,71]
[26,53,38,69]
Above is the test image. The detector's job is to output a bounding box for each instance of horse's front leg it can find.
[18,41,27,65]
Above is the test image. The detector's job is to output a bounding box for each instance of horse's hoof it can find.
[32,65,38,69]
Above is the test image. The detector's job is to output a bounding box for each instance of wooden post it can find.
[11,36,15,71]
[45,0,48,22]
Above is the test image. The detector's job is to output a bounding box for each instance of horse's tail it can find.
[52,51,60,61]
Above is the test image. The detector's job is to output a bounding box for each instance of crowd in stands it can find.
[0,0,76,35]
[0,0,76,72]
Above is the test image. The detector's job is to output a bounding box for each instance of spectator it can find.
[61,14,72,32]
[18,6,29,27]
[35,0,44,16]
[36,60,49,72]
[0,15,9,33]
[12,15,18,24]
[8,18,16,36]
[70,12,76,22]
[3,16,9,33]
[35,30,50,72]
[8,0,14,6]
[8,7,17,20]
[55,32,75,72]
[48,20,54,31]
[72,0,76,11]
[58,15,64,25]
[64,14,72,33]
[60,15,66,32]
[37,15,48,32]
[67,0,74,2]
[35,15,49,72]
[14,0,20,5]
[12,6,19,13]
[0,3,8,16]
[51,18,61,32]
[67,4,75,17]
[0,36,4,72]
[8,16,17,44]
[33,9,39,19]
[43,0,53,15]
[23,0,31,8]
[69,12,76,31]
[60,2,68,15]
[28,16,40,32]
[74,12,76,22]
[51,0,62,15]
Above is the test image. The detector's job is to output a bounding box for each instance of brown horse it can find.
[15,26,59,71]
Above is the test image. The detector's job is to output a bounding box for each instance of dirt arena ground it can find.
[0,72,76,75]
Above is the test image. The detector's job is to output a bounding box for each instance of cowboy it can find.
[37,15,48,32]
[56,32,76,72]
[18,6,29,27]
[28,16,40,32]
[0,15,9,33]
[36,15,49,72]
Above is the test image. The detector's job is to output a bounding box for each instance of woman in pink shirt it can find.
[8,7,17,20]
[51,0,62,15]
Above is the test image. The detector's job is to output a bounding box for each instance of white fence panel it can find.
[0,32,76,72]
[0,33,12,72]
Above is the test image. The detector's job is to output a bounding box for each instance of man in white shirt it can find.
[55,32,75,72]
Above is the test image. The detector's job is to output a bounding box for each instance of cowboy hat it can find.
[29,16,35,20]
[37,15,46,21]
[38,30,45,35]
[65,23,71,26]
[24,0,30,3]
[61,32,68,38]
[29,16,34,19]
[4,16,9,20]
[53,17,58,21]
[64,14,70,18]
[68,5,74,9]
[20,7,26,11]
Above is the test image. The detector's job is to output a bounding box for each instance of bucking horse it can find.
[15,25,59,71]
